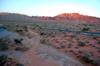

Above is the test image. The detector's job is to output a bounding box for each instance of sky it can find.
[0,0,100,17]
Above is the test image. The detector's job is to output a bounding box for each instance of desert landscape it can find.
[0,0,100,66]
[0,12,100,66]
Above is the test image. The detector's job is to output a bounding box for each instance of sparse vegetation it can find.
[0,13,100,66]
[81,27,90,32]
[67,43,72,48]
[78,41,86,46]
[80,53,92,63]
[0,39,9,51]
[0,55,7,65]
[0,55,24,66]
[91,59,100,66]
[80,52,100,66]
[15,46,29,51]
[14,38,23,45]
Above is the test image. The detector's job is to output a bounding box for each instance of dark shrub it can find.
[78,41,86,46]
[0,55,7,62]
[82,27,90,32]
[0,39,9,51]
[23,26,28,32]
[14,38,22,45]
[97,40,100,44]
[16,63,24,66]
[60,45,66,48]
[15,47,22,51]
[0,55,7,66]
[40,32,46,35]
[15,47,28,51]
[91,59,100,66]
[81,53,92,63]
[67,43,72,48]
[16,29,23,32]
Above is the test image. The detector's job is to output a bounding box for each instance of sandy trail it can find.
[20,30,58,66]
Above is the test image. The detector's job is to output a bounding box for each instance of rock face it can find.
[54,13,100,24]
[32,13,100,24]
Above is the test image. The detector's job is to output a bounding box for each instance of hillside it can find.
[0,12,100,24]
[32,13,100,24]
[54,13,100,24]
[0,13,35,22]
[0,12,100,32]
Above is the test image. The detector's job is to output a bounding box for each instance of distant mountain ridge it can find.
[0,12,100,24]
[32,13,100,23]
[0,13,34,22]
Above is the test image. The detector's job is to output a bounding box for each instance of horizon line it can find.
[0,12,100,18]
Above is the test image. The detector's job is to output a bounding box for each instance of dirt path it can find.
[21,29,83,66]
[20,30,58,66]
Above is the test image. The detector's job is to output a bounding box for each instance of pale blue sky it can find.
[0,0,100,17]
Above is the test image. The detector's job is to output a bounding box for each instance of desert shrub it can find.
[0,39,9,51]
[55,46,61,49]
[83,24,87,26]
[16,28,23,33]
[40,39,46,44]
[60,45,66,48]
[81,53,92,63]
[40,32,46,35]
[22,25,28,32]
[0,55,7,66]
[81,53,100,66]
[15,47,23,51]
[0,25,6,29]
[78,41,86,46]
[16,64,24,66]
[81,27,90,32]
[15,47,28,51]
[78,50,83,53]
[97,40,100,44]
[0,55,24,66]
[92,36,97,40]
[91,59,100,66]
[0,55,7,62]
[14,38,23,45]
[67,43,72,48]
[95,47,100,52]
